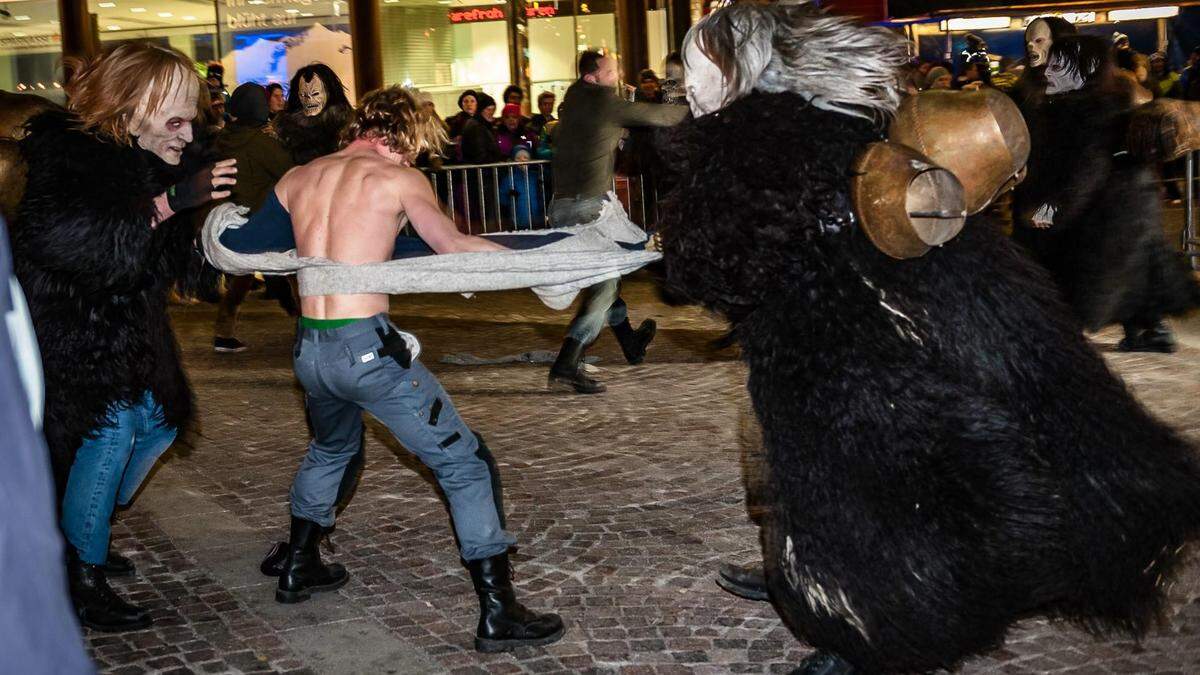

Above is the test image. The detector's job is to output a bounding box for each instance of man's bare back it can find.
[277,139,504,319]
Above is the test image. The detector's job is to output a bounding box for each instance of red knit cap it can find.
[502,103,522,118]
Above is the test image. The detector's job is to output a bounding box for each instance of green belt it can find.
[299,316,371,330]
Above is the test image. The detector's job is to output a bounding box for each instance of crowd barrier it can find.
[422,159,1199,270]
[420,160,660,234]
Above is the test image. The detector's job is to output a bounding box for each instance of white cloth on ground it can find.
[200,195,662,310]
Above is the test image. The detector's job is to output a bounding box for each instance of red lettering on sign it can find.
[525,5,558,17]
[448,7,506,22]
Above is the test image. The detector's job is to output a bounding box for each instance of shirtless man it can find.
[267,87,564,652]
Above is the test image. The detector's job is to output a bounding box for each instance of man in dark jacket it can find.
[547,50,687,394]
[212,83,294,353]
[13,42,235,633]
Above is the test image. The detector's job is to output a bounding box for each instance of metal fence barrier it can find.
[421,160,660,234]
[423,159,1198,270]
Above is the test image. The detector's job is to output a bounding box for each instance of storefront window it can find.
[217,0,354,98]
[0,0,65,103]
[381,0,513,119]
[526,0,614,110]
[91,0,218,70]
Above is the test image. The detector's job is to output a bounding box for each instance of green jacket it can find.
[551,80,688,200]
[214,122,293,213]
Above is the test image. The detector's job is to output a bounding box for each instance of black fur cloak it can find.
[273,103,351,166]
[12,110,200,489]
[662,91,1200,673]
[1012,87,1199,331]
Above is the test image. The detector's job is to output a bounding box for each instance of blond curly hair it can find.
[341,86,447,157]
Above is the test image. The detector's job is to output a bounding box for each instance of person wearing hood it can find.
[212,83,294,353]
[923,66,951,90]
[459,92,503,164]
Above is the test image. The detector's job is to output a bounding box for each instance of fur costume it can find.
[662,88,1200,672]
[11,110,200,489]
[1013,87,1200,331]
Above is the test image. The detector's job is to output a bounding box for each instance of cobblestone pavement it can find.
[84,273,1200,675]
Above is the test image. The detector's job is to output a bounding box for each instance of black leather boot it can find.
[610,318,657,365]
[67,550,152,632]
[467,553,565,652]
[1118,322,1177,354]
[276,517,349,603]
[790,651,858,674]
[548,338,606,394]
[104,548,135,578]
[716,562,769,601]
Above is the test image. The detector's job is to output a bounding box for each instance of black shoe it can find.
[276,517,349,603]
[103,549,135,578]
[548,338,606,394]
[213,336,248,353]
[1118,323,1177,354]
[716,562,769,601]
[467,553,565,652]
[611,318,657,365]
[67,550,152,632]
[260,541,288,577]
[790,651,857,675]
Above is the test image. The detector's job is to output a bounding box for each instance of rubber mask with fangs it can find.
[299,75,327,117]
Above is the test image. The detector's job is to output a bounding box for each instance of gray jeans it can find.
[549,195,630,345]
[290,314,514,561]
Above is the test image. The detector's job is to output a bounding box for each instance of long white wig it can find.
[684,0,911,121]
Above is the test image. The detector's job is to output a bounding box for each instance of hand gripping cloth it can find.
[201,194,661,310]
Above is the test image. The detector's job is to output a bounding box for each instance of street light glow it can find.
[1107,6,1179,21]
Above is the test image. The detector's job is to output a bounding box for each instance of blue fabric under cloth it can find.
[219,190,575,258]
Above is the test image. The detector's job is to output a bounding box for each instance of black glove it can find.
[166,163,222,212]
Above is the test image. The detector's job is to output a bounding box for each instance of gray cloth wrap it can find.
[200,194,661,310]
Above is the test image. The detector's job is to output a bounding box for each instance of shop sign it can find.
[0,33,60,48]
[447,5,559,22]
[222,0,316,30]
[448,6,505,22]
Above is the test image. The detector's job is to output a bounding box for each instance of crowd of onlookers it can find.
[429,51,686,167]
[904,30,1200,102]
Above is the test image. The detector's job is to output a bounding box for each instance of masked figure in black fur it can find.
[274,63,353,166]
[1012,35,1199,352]
[12,43,237,633]
[1010,16,1075,112]
[662,4,1200,673]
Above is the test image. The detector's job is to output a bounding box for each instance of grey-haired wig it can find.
[686,0,911,121]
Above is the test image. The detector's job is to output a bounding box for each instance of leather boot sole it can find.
[715,571,770,602]
[78,612,153,633]
[547,373,606,394]
[275,571,350,604]
[623,320,657,365]
[474,624,566,653]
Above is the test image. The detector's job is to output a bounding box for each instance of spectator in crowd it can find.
[447,89,477,139]
[661,51,686,105]
[266,82,286,117]
[503,84,525,109]
[500,145,545,229]
[636,69,662,102]
[924,66,952,90]
[531,91,556,135]
[990,56,1022,91]
[206,60,228,103]
[1178,47,1200,99]
[496,103,537,157]
[1148,52,1179,98]
[1113,32,1150,85]
[546,49,687,394]
[212,83,294,353]
[459,92,501,163]
[955,55,991,90]
[1114,48,1154,104]
[210,91,228,128]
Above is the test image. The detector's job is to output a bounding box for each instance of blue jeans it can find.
[291,314,514,561]
[549,196,630,345]
[61,391,176,565]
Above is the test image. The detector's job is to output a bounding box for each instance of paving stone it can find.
[81,278,1200,673]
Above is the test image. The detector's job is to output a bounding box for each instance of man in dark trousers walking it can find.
[547,50,687,394]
